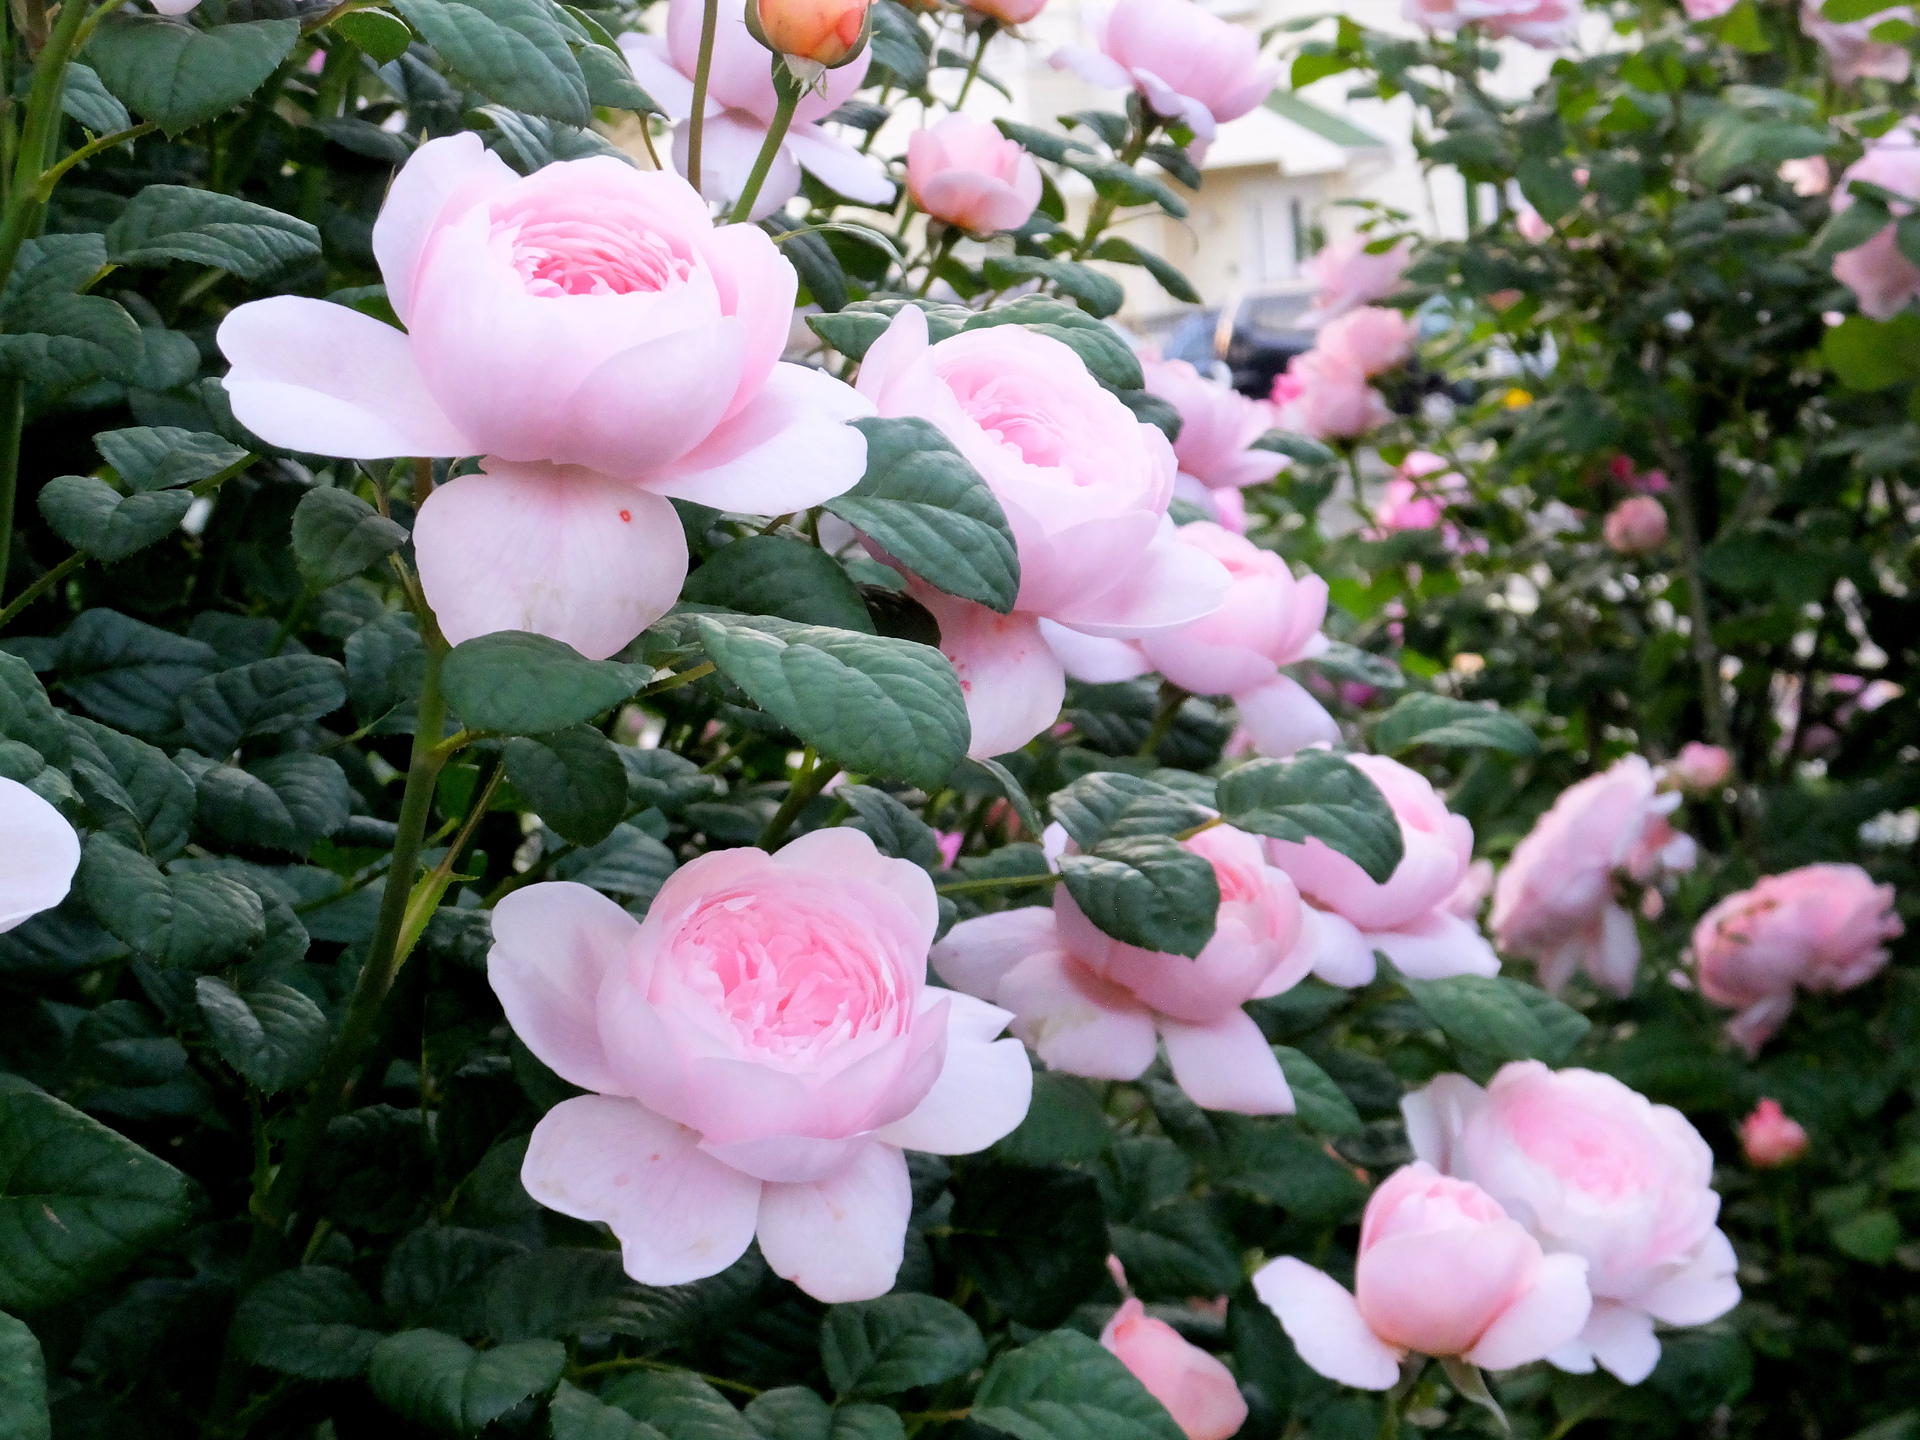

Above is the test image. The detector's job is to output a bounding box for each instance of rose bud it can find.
[754,0,873,66]
[1101,1299,1249,1440]
[1668,742,1733,793]
[907,114,1043,235]
[1604,496,1668,554]
[1740,1099,1809,1169]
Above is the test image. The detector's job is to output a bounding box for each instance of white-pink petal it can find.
[998,949,1160,1081]
[216,297,476,460]
[487,881,637,1095]
[1234,676,1340,758]
[933,908,1062,999]
[1252,1256,1402,1391]
[413,463,688,662]
[756,1142,913,1302]
[1467,1252,1593,1371]
[1369,911,1501,980]
[0,777,79,933]
[875,994,1032,1154]
[370,132,516,326]
[1160,1009,1295,1115]
[522,1095,762,1286]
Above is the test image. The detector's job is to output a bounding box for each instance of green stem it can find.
[686,0,720,200]
[757,747,837,850]
[953,21,995,110]
[1,550,84,629]
[0,0,89,280]
[34,119,155,196]
[727,60,801,223]
[0,378,21,602]
[1072,119,1150,259]
[204,639,450,1435]
[934,872,1059,896]
[1137,681,1187,759]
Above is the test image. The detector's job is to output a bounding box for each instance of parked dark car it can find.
[1157,287,1319,399]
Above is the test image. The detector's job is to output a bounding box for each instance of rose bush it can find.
[0,0,1908,1434]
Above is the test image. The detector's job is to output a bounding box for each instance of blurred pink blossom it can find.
[1831,126,1920,319]
[1101,1301,1249,1440]
[1604,496,1668,554]
[1304,235,1414,322]
[1740,1099,1810,1168]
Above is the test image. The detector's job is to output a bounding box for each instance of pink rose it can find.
[1254,1161,1592,1389]
[1315,306,1417,377]
[1049,0,1282,158]
[0,776,80,931]
[1141,358,1287,492]
[1403,1063,1738,1385]
[1490,756,1697,997]
[1402,0,1579,47]
[1444,858,1496,919]
[1101,1299,1249,1440]
[907,114,1043,235]
[217,136,871,661]
[1780,155,1831,195]
[620,0,893,218]
[1042,523,1340,757]
[1693,863,1902,1053]
[1269,351,1391,441]
[1304,235,1412,323]
[1801,0,1914,82]
[1269,753,1502,985]
[1682,0,1738,20]
[934,824,1306,1114]
[1603,496,1668,554]
[969,0,1047,19]
[491,830,1032,1302]
[1516,203,1554,241]
[1740,1099,1809,1168]
[856,307,1229,756]
[1667,742,1732,792]
[1370,451,1465,537]
[1831,126,1920,320]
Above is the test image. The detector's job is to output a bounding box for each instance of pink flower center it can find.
[1507,1094,1659,1202]
[495,200,695,298]
[955,379,1073,472]
[663,889,906,1065]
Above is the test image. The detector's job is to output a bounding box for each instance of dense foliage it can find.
[0,0,1912,1435]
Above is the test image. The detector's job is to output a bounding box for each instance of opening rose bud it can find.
[1100,1300,1248,1440]
[755,0,873,66]
[1741,1099,1810,1168]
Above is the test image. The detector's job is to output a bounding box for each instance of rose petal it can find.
[1252,1256,1402,1390]
[1369,911,1502,980]
[1468,1252,1593,1371]
[786,125,899,206]
[913,590,1065,760]
[933,908,1064,999]
[875,993,1032,1154]
[756,1141,913,1302]
[1233,675,1340,758]
[371,132,516,325]
[1160,1007,1295,1115]
[488,881,638,1094]
[0,777,79,933]
[998,949,1160,1081]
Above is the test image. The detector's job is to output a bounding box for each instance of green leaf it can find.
[393,0,591,126]
[1516,156,1584,223]
[868,0,930,89]
[694,615,969,791]
[1824,312,1920,391]
[1059,835,1220,958]
[598,1368,758,1440]
[334,7,416,61]
[961,296,1144,392]
[1371,693,1539,756]
[443,631,646,735]
[807,299,971,361]
[0,1310,49,1440]
[552,821,677,904]
[1402,972,1548,1063]
[193,752,353,854]
[577,39,658,112]
[1065,159,1188,219]
[745,1389,904,1440]
[1832,1209,1902,1264]
[475,104,635,171]
[383,1226,525,1331]
[1049,772,1211,851]
[180,654,347,757]
[993,1071,1111,1165]
[232,1267,383,1379]
[0,1073,191,1312]
[57,608,220,739]
[973,1329,1186,1440]
[980,256,1127,318]
[505,727,627,847]
[62,62,130,134]
[821,1294,987,1398]
[66,513,163,586]
[291,487,410,588]
[0,239,142,390]
[1273,1046,1364,1133]
[105,186,321,279]
[195,974,329,1093]
[1811,197,1892,262]
[346,614,426,735]
[955,755,1043,833]
[826,417,1020,614]
[75,834,265,968]
[949,1163,1108,1328]
[620,748,724,817]
[94,425,249,493]
[1214,1116,1366,1221]
[1508,980,1592,1062]
[1107,1205,1240,1298]
[552,1381,670,1440]
[1823,0,1897,20]
[1214,752,1404,883]
[1309,641,1404,690]
[368,1330,566,1434]
[682,535,876,632]
[480,1247,645,1342]
[836,783,943,868]
[0,655,70,770]
[86,15,301,134]
[1089,236,1200,304]
[64,715,193,861]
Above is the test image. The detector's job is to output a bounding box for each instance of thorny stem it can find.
[1072,118,1151,259]
[728,59,801,224]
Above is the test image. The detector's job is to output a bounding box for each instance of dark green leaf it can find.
[368,1330,566,1434]
[1371,693,1538,756]
[598,1368,758,1440]
[1049,772,1211,851]
[980,255,1127,317]
[232,1267,383,1379]
[86,16,301,134]
[820,1293,986,1397]
[948,1163,1108,1328]
[75,834,265,968]
[1402,972,1549,1063]
[95,425,250,493]
[1508,981,1592,1062]
[0,1310,49,1440]
[1273,1046,1364,1134]
[868,0,930,88]
[0,239,142,390]
[179,654,346,756]
[552,1381,671,1440]
[195,974,329,1092]
[1065,158,1188,218]
[552,822,677,903]
[960,297,1144,392]
[993,1071,1111,1165]
[59,609,219,738]
[443,631,647,735]
[836,784,943,868]
[194,752,353,853]
[1214,752,1404,883]
[346,613,426,734]
[1309,641,1404,690]
[392,0,591,126]
[826,417,1020,614]
[694,615,969,791]
[1089,236,1200,303]
[744,1388,903,1440]
[1059,835,1220,958]
[0,1073,191,1312]
[1824,312,1920,391]
[334,7,416,61]
[972,1329,1185,1440]
[807,299,970,361]
[577,40,658,112]
[64,715,193,861]
[505,726,627,847]
[61,62,130,134]
[682,535,876,632]
[291,486,410,588]
[105,186,321,279]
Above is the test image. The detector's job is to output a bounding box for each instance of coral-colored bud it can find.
[1740,1099,1809,1168]
[755,0,872,64]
